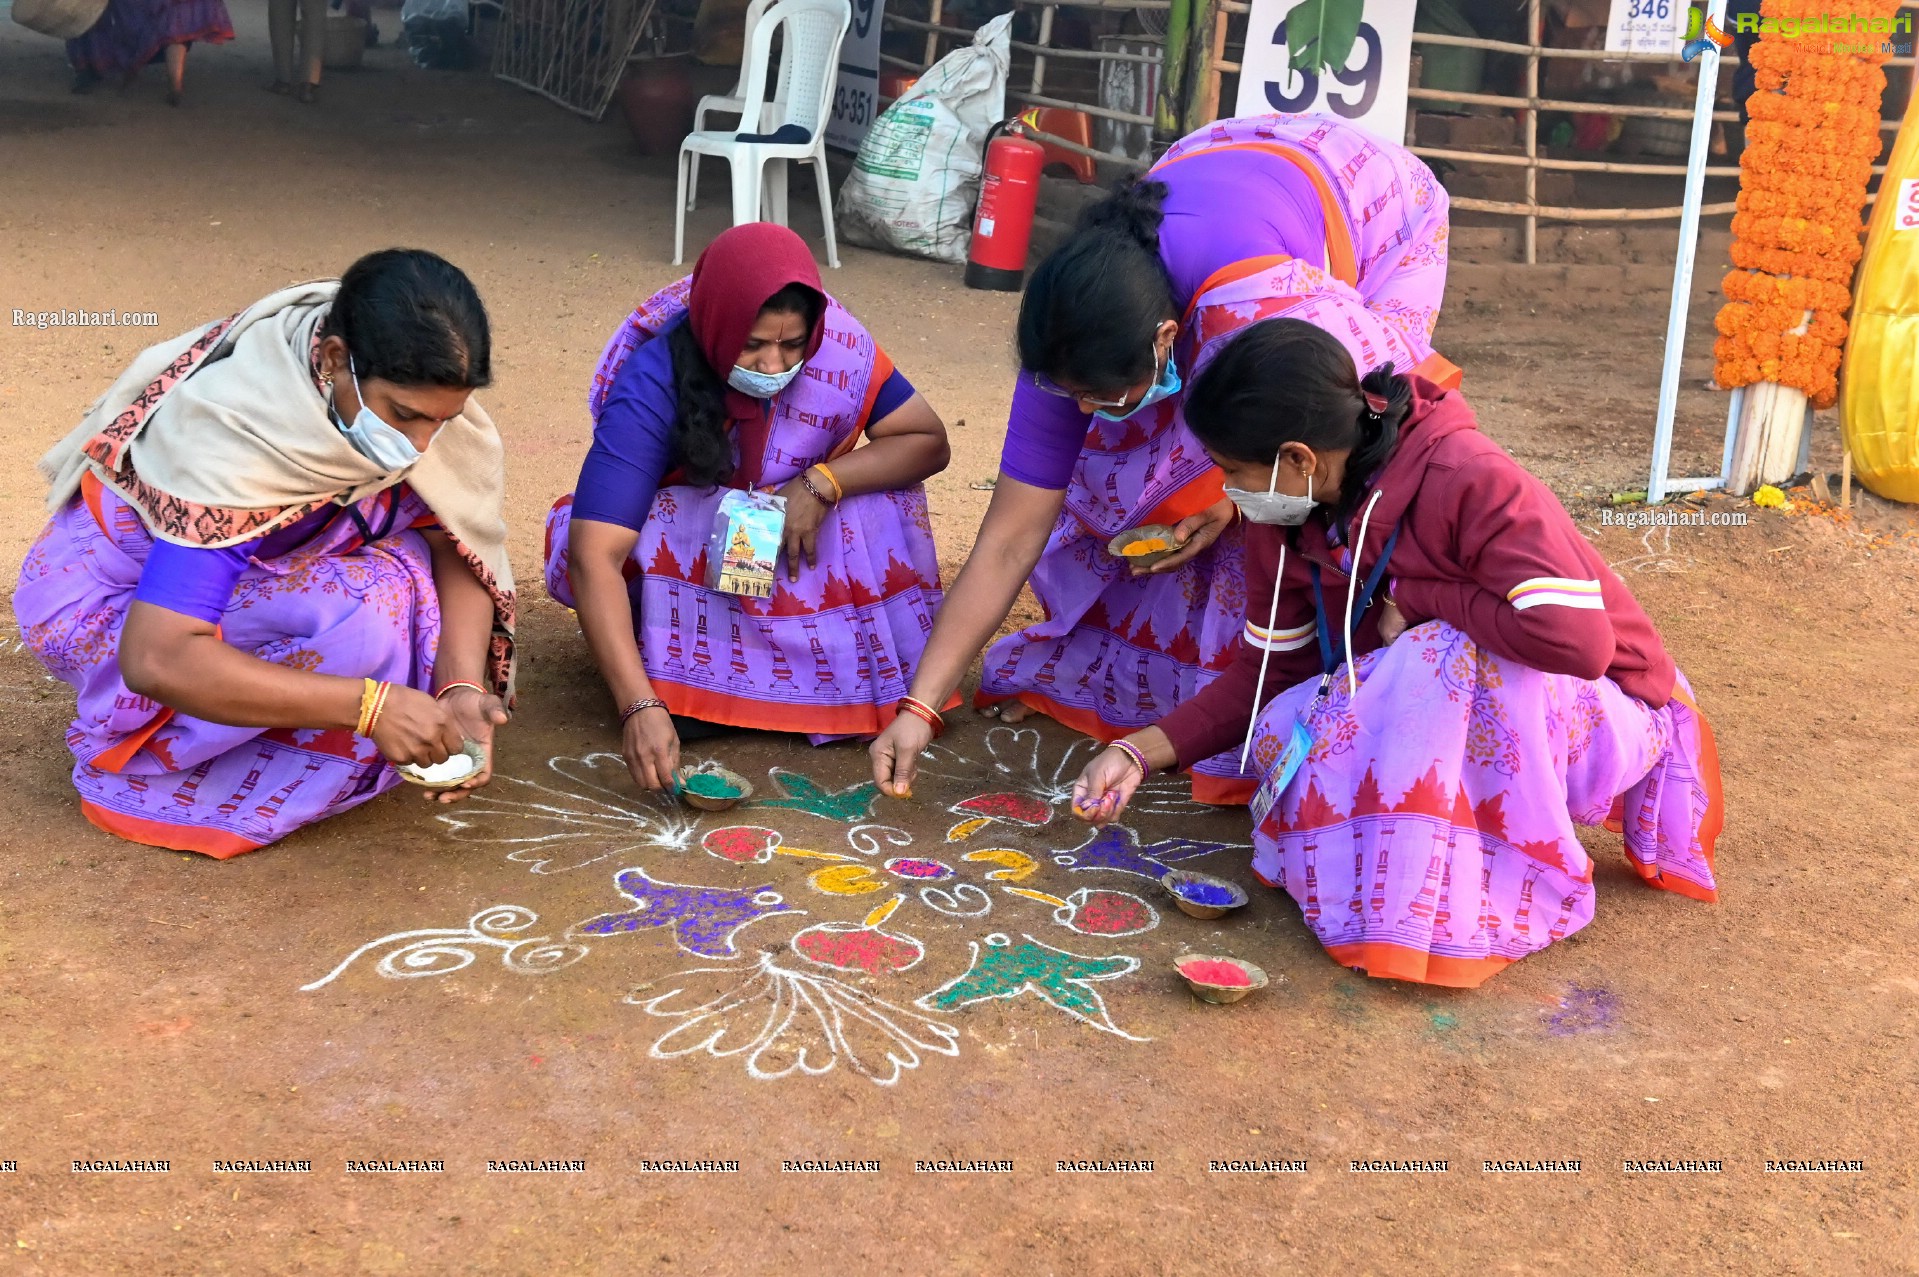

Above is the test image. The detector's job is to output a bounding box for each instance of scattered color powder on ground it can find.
[1071,891,1152,935]
[1178,958,1253,987]
[684,773,742,798]
[1173,881,1237,906]
[794,927,922,975]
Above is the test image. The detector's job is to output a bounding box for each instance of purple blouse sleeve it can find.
[867,368,915,425]
[997,375,1089,491]
[134,541,254,624]
[570,334,681,533]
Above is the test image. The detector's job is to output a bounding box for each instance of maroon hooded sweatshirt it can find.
[1159,377,1678,769]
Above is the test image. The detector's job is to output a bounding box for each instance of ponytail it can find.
[1016,174,1176,394]
[667,320,733,488]
[1338,362,1414,524]
[1184,318,1414,528]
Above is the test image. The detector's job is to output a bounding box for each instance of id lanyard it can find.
[1307,527,1400,704]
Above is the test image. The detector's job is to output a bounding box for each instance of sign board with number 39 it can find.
[1233,0,1416,143]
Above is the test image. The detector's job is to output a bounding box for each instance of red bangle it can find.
[620,697,670,727]
[895,696,945,738]
[435,680,488,700]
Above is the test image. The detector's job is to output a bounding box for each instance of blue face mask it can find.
[728,361,804,400]
[1092,347,1181,422]
[333,364,432,472]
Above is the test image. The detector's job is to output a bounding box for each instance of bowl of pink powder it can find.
[1173,954,1269,1005]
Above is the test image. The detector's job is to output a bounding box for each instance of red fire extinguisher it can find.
[964,119,1046,292]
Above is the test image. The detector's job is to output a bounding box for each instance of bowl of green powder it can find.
[675,763,754,811]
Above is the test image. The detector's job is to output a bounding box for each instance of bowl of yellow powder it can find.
[1107,524,1183,570]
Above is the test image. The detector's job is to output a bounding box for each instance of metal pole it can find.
[1646,0,1728,505]
[924,0,942,70]
[1524,0,1539,264]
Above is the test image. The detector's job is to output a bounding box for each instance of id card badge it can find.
[705,489,787,598]
[1249,717,1315,827]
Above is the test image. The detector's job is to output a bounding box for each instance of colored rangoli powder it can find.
[1120,537,1172,555]
[1178,959,1253,987]
[1174,881,1237,906]
[683,773,742,798]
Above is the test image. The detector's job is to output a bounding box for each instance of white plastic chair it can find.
[686,0,777,213]
[674,0,851,268]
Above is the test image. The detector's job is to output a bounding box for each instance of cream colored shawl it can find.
[38,281,517,691]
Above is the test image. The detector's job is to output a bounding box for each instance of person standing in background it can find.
[266,0,330,102]
[67,0,234,104]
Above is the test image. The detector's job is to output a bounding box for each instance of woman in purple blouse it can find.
[872,112,1457,805]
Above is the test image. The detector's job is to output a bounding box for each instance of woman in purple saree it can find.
[873,113,1458,805]
[15,251,516,858]
[545,223,952,793]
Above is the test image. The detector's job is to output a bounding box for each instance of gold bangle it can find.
[814,462,844,504]
[356,678,379,737]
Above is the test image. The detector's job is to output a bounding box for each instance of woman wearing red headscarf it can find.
[545,224,953,791]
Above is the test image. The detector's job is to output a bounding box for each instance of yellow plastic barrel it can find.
[1840,89,1919,503]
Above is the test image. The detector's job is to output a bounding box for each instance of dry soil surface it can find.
[1,11,1917,1275]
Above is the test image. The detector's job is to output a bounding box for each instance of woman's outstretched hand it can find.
[870,710,936,798]
[1070,745,1145,825]
[427,685,511,804]
[1144,495,1235,575]
[623,705,681,792]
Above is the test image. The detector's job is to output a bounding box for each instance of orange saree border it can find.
[655,677,961,738]
[81,800,263,859]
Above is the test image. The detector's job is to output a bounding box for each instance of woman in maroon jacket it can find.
[1071,319,1723,987]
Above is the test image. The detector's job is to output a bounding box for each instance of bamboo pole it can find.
[1412,146,1742,176]
[1524,0,1540,265]
[1202,0,1228,127]
[1160,0,1192,136]
[1447,197,1739,219]
[1031,4,1055,95]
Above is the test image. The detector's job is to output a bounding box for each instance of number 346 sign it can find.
[1233,0,1416,144]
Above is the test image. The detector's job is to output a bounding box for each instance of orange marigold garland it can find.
[1713,0,1895,408]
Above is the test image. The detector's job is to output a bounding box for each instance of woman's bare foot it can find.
[996,702,1035,724]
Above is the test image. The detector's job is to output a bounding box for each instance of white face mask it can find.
[1225,464,1315,526]
[728,361,803,399]
[333,364,433,472]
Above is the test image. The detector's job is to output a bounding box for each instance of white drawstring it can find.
[1238,470,1308,770]
[1239,538,1287,771]
[1341,489,1386,704]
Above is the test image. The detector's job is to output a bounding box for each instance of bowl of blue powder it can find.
[1159,869,1250,920]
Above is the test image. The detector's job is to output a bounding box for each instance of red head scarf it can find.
[687,223,827,420]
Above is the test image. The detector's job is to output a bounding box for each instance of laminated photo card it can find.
[706,489,786,599]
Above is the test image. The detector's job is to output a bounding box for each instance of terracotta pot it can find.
[616,57,699,157]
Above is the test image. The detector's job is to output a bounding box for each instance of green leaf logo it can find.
[1284,0,1365,73]
[1683,5,1704,41]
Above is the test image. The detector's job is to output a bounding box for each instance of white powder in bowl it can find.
[403,753,478,784]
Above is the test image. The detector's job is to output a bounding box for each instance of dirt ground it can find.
[2,9,1918,1274]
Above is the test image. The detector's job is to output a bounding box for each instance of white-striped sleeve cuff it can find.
[1506,576,1605,611]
